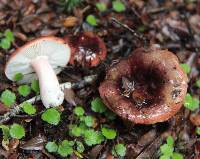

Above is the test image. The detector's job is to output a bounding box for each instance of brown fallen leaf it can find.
[63,16,79,27]
[190,113,200,126]
[9,139,19,150]
[0,103,10,115]
[20,136,46,151]
[64,88,76,106]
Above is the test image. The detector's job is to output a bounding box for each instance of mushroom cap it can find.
[99,48,188,124]
[65,32,107,67]
[5,37,71,83]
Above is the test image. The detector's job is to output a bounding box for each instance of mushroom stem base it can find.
[31,56,64,108]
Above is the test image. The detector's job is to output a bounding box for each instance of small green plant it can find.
[112,0,125,12]
[31,79,40,94]
[0,89,16,107]
[74,106,85,116]
[84,115,95,127]
[0,29,14,49]
[101,127,117,140]
[83,129,104,146]
[57,140,74,157]
[22,102,36,115]
[180,63,191,74]
[196,78,200,88]
[18,85,31,97]
[13,73,24,81]
[137,25,147,33]
[45,141,58,153]
[41,108,61,125]
[96,2,107,12]
[69,125,82,137]
[60,0,81,12]
[76,141,85,153]
[112,143,126,157]
[91,97,107,113]
[104,110,116,120]
[0,125,10,147]
[91,97,116,120]
[196,127,200,135]
[159,136,183,159]
[184,93,199,111]
[9,123,25,139]
[86,15,98,26]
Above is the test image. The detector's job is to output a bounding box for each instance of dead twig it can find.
[0,75,97,124]
[111,17,148,46]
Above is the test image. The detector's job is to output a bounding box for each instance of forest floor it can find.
[0,0,200,159]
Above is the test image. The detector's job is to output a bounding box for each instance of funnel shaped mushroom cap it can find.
[65,32,107,67]
[5,37,71,83]
[99,48,188,124]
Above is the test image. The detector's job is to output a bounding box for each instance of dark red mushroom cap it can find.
[65,32,107,67]
[99,48,188,124]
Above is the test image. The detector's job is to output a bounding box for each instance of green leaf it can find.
[74,106,85,116]
[76,141,85,153]
[166,136,174,147]
[9,124,25,139]
[91,97,107,113]
[172,152,183,159]
[13,73,23,81]
[180,63,191,74]
[159,155,171,159]
[45,141,58,153]
[18,85,31,97]
[96,2,107,12]
[112,0,125,12]
[0,38,11,49]
[84,129,104,146]
[86,15,98,26]
[84,116,95,127]
[160,144,173,156]
[70,125,82,137]
[112,144,126,157]
[57,140,74,157]
[31,79,40,94]
[137,25,147,33]
[22,102,36,115]
[0,125,10,141]
[184,93,199,111]
[0,89,16,107]
[4,30,14,42]
[41,108,61,125]
[104,110,116,120]
[196,78,200,88]
[101,127,117,139]
[196,127,200,135]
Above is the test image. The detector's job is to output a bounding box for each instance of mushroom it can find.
[65,32,107,67]
[99,48,188,124]
[5,37,71,108]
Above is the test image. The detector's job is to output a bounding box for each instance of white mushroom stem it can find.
[31,56,64,108]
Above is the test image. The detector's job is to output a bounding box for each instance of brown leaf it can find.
[9,139,19,150]
[190,113,200,126]
[0,103,10,115]
[63,16,79,27]
[64,88,76,106]
[20,136,46,151]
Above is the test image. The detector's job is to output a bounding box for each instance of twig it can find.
[111,18,148,46]
[0,75,97,124]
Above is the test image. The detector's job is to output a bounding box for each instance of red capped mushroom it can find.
[65,32,107,67]
[5,37,71,108]
[99,48,188,124]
